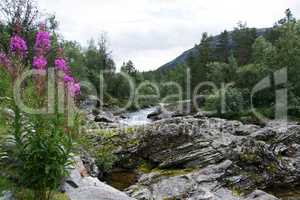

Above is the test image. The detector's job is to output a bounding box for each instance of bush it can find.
[205,87,245,115]
[79,129,118,174]
[0,68,11,98]
[95,146,118,174]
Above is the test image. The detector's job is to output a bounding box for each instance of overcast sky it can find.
[38,0,300,71]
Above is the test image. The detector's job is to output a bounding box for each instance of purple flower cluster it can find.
[55,58,70,73]
[10,35,27,57]
[56,48,80,97]
[64,74,80,97]
[33,56,47,70]
[67,82,81,97]
[32,24,51,71]
[63,74,74,83]
[35,30,50,52]
[0,23,81,98]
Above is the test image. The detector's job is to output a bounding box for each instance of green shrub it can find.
[0,176,11,193]
[14,189,69,200]
[205,87,245,115]
[95,146,118,174]
[0,68,11,98]
[1,104,75,200]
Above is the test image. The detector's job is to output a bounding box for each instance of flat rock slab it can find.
[65,157,135,200]
[66,183,135,200]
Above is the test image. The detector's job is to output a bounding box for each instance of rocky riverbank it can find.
[78,105,300,200]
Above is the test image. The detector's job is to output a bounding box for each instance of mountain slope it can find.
[157,28,268,71]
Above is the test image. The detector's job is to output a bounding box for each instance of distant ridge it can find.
[157,28,268,71]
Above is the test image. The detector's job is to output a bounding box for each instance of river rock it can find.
[126,160,279,200]
[245,190,279,200]
[147,107,173,121]
[134,117,247,169]
[80,151,100,178]
[95,114,114,123]
[64,157,135,200]
[147,102,193,121]
[0,191,14,200]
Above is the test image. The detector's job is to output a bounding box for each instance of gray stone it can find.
[65,157,134,200]
[94,115,114,123]
[126,161,240,200]
[0,191,14,200]
[245,190,279,200]
[80,151,100,178]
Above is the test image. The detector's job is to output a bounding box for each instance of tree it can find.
[62,40,86,80]
[232,22,257,65]
[198,32,213,65]
[275,10,300,98]
[207,55,237,84]
[0,0,39,30]
[121,60,137,75]
[97,33,115,72]
[278,9,296,25]
[85,34,116,94]
[215,30,230,62]
[252,36,277,72]
[190,33,213,90]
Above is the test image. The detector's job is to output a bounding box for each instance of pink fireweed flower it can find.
[67,82,80,97]
[33,56,47,70]
[55,58,69,73]
[63,74,74,83]
[35,30,50,52]
[10,35,27,57]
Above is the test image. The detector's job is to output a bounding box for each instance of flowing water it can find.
[119,107,157,126]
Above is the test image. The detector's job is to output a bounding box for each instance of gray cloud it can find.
[38,0,300,71]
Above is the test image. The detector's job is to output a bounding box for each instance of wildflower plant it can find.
[0,22,81,200]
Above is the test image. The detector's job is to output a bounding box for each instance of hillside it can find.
[157,28,268,71]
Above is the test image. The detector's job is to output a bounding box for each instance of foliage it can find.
[95,146,118,174]
[252,36,277,68]
[205,87,245,115]
[78,129,118,174]
[0,176,11,193]
[147,9,300,120]
[14,188,69,200]
[207,55,238,84]
[0,19,80,200]
[121,60,137,75]
[215,30,230,62]
[232,22,257,65]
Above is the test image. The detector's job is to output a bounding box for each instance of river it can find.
[119,107,157,126]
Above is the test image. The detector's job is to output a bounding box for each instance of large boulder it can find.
[134,117,251,169]
[147,102,193,121]
[147,107,173,121]
[0,191,14,200]
[94,112,115,123]
[64,157,135,200]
